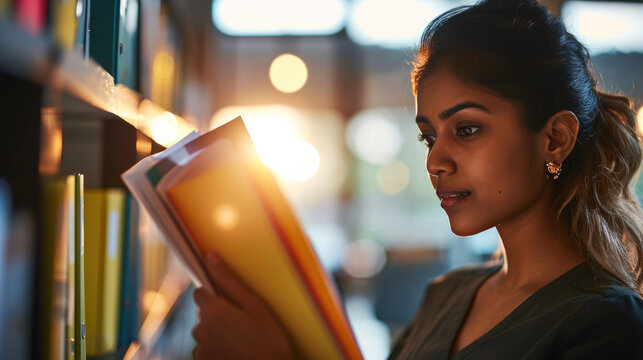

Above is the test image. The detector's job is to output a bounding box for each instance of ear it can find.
[540,110,579,164]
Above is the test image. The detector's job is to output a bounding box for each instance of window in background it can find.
[562,1,643,54]
[211,0,346,36]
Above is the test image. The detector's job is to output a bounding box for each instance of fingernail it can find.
[207,252,221,265]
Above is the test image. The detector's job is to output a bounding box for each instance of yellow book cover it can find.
[84,189,124,355]
[84,190,102,356]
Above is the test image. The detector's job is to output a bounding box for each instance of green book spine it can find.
[74,174,86,360]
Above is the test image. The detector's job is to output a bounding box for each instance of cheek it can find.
[473,138,543,206]
[447,141,543,236]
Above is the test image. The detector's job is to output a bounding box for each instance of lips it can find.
[436,189,471,209]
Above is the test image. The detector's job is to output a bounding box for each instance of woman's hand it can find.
[192,253,295,360]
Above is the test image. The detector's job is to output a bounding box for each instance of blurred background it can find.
[0,0,642,359]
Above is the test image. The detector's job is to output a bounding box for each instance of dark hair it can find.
[413,0,643,295]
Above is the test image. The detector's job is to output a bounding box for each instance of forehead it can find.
[415,68,524,121]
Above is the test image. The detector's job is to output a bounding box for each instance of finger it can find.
[204,252,266,312]
[193,287,217,308]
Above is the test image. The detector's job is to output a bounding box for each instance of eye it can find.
[417,133,436,149]
[455,125,480,137]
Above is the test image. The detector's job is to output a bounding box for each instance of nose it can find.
[426,139,454,178]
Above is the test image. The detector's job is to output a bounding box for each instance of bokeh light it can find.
[211,0,346,36]
[151,49,175,109]
[563,1,643,54]
[210,106,321,183]
[213,204,239,230]
[342,239,386,278]
[269,54,308,94]
[347,0,447,48]
[150,112,178,147]
[346,108,403,164]
[260,140,320,183]
[377,161,410,194]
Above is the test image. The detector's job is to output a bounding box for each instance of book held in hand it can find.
[121,116,362,360]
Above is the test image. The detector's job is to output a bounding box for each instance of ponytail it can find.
[555,91,643,296]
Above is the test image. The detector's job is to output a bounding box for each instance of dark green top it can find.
[388,261,643,359]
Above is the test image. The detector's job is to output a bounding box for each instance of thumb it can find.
[204,252,266,313]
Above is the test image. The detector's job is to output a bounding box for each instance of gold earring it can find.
[545,161,562,180]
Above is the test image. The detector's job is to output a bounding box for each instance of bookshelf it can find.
[0,3,198,358]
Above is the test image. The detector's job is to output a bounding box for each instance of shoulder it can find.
[553,280,643,358]
[553,263,643,334]
[562,287,643,329]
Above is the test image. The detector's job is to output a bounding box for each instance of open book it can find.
[121,116,362,360]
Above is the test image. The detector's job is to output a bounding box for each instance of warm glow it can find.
[377,161,410,194]
[637,106,643,136]
[138,99,196,147]
[210,105,301,139]
[136,132,152,158]
[212,0,346,36]
[269,54,308,94]
[211,106,347,203]
[346,108,403,164]
[150,112,178,147]
[142,290,168,315]
[347,0,446,48]
[575,13,631,40]
[151,49,175,109]
[213,204,239,230]
[210,106,322,182]
[39,107,62,175]
[563,1,643,54]
[263,140,321,182]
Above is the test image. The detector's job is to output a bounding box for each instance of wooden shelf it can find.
[0,20,196,147]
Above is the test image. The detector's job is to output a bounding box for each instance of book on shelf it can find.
[84,188,125,356]
[117,194,141,356]
[121,116,362,360]
[39,176,75,360]
[73,174,86,360]
[40,175,83,360]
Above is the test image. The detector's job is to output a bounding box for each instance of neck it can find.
[494,196,585,291]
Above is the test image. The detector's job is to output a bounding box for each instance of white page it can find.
[121,131,215,292]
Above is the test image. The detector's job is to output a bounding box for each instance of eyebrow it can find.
[415,101,491,123]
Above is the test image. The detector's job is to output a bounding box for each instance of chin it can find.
[448,220,493,237]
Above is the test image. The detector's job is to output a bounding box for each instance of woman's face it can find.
[415,68,547,236]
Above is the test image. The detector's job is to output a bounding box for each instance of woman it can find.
[192,0,643,358]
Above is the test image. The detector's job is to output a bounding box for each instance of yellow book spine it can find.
[84,188,125,355]
[84,190,104,356]
[51,0,79,49]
